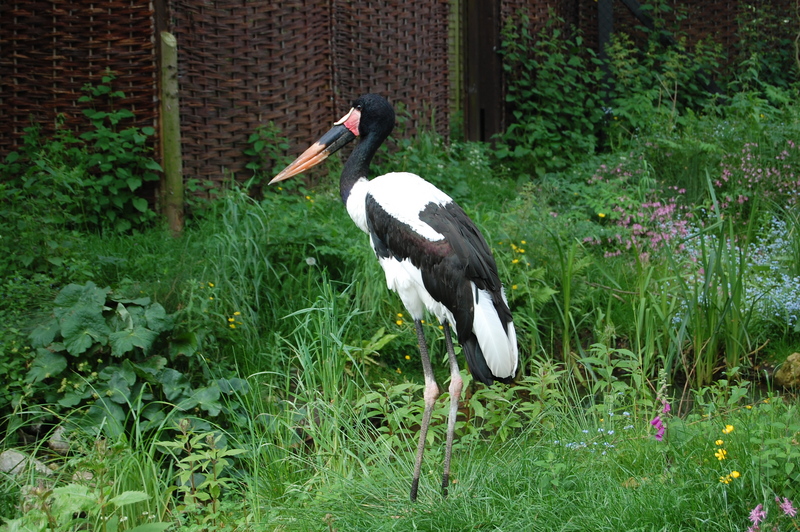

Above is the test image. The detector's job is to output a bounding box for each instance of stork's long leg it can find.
[410,319,439,502]
[441,321,463,498]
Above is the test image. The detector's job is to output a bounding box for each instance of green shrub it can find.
[497,14,606,176]
[17,281,248,440]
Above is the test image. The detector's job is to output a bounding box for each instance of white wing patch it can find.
[472,284,518,379]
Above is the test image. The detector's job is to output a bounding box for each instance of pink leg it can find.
[410,319,439,502]
[441,322,463,498]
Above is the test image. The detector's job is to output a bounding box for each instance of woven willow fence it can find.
[0,0,795,195]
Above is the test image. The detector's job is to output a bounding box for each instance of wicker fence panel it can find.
[330,0,451,140]
[0,0,157,154]
[168,0,334,189]
[3,1,795,194]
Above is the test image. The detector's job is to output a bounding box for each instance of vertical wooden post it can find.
[160,31,184,234]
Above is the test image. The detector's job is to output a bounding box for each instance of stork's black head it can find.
[349,94,396,140]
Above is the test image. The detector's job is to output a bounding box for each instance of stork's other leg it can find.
[410,319,439,502]
[441,322,463,498]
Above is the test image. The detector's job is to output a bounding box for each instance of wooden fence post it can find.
[160,31,184,234]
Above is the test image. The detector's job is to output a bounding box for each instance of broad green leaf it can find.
[29,320,60,348]
[110,326,158,357]
[26,350,67,383]
[145,303,172,333]
[51,484,94,519]
[84,398,125,438]
[159,368,191,401]
[132,197,149,212]
[133,356,168,377]
[109,491,150,507]
[127,523,173,532]
[170,331,199,358]
[54,282,109,313]
[217,377,249,395]
[61,308,111,355]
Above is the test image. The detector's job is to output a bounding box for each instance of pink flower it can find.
[650,415,666,441]
[749,504,766,526]
[776,496,797,517]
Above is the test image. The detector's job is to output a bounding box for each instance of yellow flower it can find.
[208,282,215,287]
[722,425,734,434]
[719,475,731,484]
[598,213,606,218]
[745,405,752,409]
[715,440,724,446]
[396,368,402,374]
[228,317,235,322]
[521,240,527,244]
[518,248,525,253]
[763,398,770,404]
[209,296,214,301]
[229,324,236,329]
[397,313,404,318]
[714,449,727,461]
[730,471,740,479]
[404,355,410,360]
[512,285,518,290]
[512,259,519,264]
[234,311,241,316]
[438,325,443,330]
[396,320,403,326]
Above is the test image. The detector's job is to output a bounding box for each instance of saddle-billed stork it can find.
[270,94,518,501]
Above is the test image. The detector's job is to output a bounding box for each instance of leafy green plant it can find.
[498,13,606,176]
[76,73,162,232]
[157,421,246,528]
[243,122,290,186]
[0,74,161,235]
[21,281,248,439]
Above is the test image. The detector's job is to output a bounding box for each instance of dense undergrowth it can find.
[1,4,800,531]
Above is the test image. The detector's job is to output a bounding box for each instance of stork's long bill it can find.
[269,106,362,184]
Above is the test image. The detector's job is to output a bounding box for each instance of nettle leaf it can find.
[61,307,111,356]
[110,326,158,357]
[26,350,67,383]
[51,484,94,521]
[145,303,172,333]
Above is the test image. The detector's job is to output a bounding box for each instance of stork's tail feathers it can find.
[464,286,518,385]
